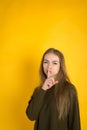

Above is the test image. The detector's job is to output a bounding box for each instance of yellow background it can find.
[0,0,87,130]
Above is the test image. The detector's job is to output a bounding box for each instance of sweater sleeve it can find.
[26,88,46,121]
[68,86,81,130]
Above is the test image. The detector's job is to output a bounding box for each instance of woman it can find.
[26,48,81,130]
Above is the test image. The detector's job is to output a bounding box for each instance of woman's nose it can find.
[48,64,52,69]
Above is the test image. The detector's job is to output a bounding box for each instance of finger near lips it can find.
[47,72,50,78]
[47,70,52,78]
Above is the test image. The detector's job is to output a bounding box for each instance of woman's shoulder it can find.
[65,81,78,97]
[68,82,78,102]
[33,86,41,95]
[32,85,46,97]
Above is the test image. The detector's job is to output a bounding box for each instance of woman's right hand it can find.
[42,71,58,91]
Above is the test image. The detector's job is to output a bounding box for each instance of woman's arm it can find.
[68,86,81,130]
[26,88,46,121]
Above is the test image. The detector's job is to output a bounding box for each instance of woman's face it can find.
[43,53,60,78]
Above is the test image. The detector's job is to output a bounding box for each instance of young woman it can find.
[26,48,81,130]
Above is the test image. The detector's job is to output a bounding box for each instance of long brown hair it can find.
[39,48,73,120]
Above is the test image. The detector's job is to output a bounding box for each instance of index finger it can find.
[47,70,51,78]
[47,70,52,78]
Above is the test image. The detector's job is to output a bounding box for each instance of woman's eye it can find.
[53,62,57,65]
[43,61,48,64]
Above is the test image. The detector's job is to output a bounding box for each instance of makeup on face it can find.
[43,53,60,78]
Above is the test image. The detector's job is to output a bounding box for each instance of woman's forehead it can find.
[44,53,60,61]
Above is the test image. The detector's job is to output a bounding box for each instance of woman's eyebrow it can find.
[52,60,59,62]
[43,59,49,61]
[44,59,59,62]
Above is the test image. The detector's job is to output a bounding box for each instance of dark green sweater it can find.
[26,84,81,130]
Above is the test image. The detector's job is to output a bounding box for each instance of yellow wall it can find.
[0,0,87,130]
